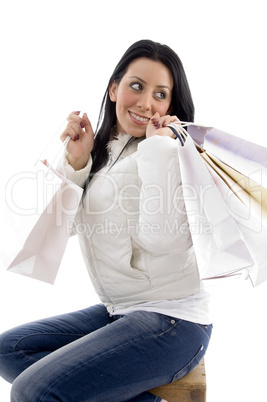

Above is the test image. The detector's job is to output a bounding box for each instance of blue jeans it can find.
[0,304,212,401]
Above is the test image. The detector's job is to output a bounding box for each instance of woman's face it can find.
[109,58,174,137]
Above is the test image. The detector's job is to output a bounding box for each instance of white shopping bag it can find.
[177,123,267,286]
[204,153,267,287]
[187,124,267,190]
[4,159,83,284]
[177,134,254,281]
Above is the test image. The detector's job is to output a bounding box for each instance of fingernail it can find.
[74,111,80,115]
[162,120,166,127]
[151,118,156,122]
[80,122,85,129]
[74,134,80,141]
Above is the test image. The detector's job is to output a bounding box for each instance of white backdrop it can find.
[1,1,267,401]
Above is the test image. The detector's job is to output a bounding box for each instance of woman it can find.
[0,40,212,402]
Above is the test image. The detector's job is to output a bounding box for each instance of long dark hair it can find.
[84,39,194,191]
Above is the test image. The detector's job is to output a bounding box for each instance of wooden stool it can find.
[149,360,206,402]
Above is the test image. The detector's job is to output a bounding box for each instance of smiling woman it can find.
[108,58,174,137]
[0,39,212,402]
[84,39,195,188]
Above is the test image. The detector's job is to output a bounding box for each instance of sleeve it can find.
[60,153,93,188]
[136,135,192,253]
[54,153,93,237]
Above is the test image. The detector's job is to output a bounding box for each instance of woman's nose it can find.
[137,92,152,111]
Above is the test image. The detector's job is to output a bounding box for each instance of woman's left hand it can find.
[146,112,181,139]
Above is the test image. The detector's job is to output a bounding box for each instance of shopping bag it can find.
[176,123,267,286]
[200,150,267,222]
[177,134,254,281]
[5,159,83,284]
[187,124,267,189]
[205,158,267,287]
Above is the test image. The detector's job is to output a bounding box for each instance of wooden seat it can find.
[149,360,206,402]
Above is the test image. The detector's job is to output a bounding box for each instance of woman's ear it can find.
[109,80,118,102]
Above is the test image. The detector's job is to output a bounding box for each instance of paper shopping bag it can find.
[200,149,267,287]
[201,150,267,221]
[182,123,267,286]
[177,134,254,281]
[6,160,83,284]
[205,160,267,286]
[187,124,267,189]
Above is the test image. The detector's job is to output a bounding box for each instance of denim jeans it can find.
[0,304,212,402]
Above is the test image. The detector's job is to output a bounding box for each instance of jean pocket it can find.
[171,344,205,383]
[195,323,213,340]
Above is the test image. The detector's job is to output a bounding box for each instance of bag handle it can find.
[35,135,71,178]
[49,135,71,169]
[167,121,203,151]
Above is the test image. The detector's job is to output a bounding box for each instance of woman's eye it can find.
[156,91,166,99]
[131,83,142,91]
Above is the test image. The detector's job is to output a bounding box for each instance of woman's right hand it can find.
[60,111,94,171]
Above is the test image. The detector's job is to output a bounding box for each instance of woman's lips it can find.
[129,111,150,125]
